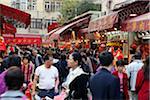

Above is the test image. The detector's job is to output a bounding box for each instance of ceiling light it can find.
[130,14,137,17]
[114,28,117,31]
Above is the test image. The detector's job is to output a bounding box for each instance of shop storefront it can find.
[121,12,150,60]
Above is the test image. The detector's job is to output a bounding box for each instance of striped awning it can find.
[88,12,119,32]
[121,12,150,32]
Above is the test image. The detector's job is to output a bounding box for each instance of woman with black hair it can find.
[21,55,34,85]
[113,60,129,100]
[136,56,150,100]
[62,52,89,100]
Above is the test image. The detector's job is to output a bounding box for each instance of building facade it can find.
[93,0,137,16]
[1,0,62,35]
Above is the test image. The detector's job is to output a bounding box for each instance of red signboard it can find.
[3,34,42,45]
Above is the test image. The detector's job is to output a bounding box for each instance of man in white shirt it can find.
[32,55,59,99]
[126,52,143,100]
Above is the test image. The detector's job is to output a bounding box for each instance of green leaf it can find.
[60,0,101,24]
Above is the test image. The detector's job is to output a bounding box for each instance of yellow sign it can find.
[106,42,122,46]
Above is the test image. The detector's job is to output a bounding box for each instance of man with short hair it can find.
[89,51,120,100]
[0,66,25,100]
[32,55,59,99]
[2,50,21,69]
[32,49,44,70]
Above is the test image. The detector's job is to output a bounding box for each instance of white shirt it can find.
[35,65,58,90]
[62,66,85,90]
[125,60,143,91]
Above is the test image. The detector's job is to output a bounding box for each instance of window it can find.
[45,1,50,11]
[11,0,16,8]
[51,1,55,12]
[30,18,42,29]
[20,0,27,10]
[11,0,20,9]
[108,0,112,10]
[20,2,27,10]
[28,0,37,10]
[44,19,57,28]
[45,1,62,12]
[36,19,42,29]
[56,2,61,11]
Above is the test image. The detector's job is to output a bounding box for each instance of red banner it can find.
[4,37,42,45]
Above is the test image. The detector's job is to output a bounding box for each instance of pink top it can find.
[118,72,123,92]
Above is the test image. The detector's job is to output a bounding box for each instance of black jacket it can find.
[66,74,89,100]
[89,68,120,100]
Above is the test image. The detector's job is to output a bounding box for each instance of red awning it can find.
[3,34,42,45]
[79,28,88,33]
[47,22,59,33]
[3,23,16,34]
[46,27,61,36]
[0,4,31,27]
[88,12,119,32]
[49,16,90,40]
[121,12,150,32]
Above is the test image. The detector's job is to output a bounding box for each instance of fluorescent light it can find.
[130,14,137,17]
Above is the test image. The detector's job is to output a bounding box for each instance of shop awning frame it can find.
[49,16,91,40]
[54,16,90,35]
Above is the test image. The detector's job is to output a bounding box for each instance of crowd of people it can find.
[0,44,149,100]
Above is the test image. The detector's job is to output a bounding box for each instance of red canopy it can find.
[0,4,31,27]
[3,23,16,34]
[121,12,150,32]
